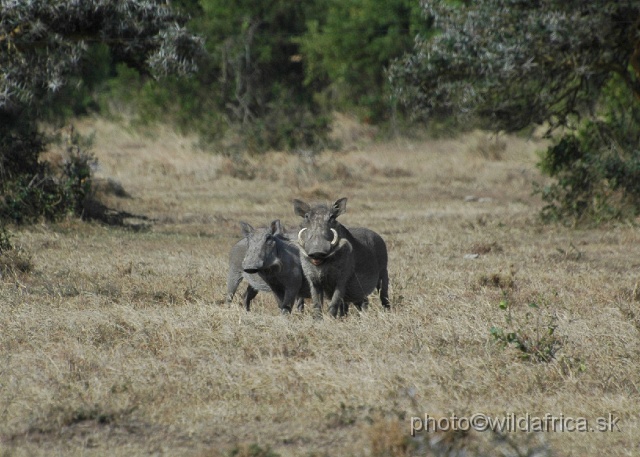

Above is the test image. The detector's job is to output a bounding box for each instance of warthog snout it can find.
[307,253,326,266]
[297,225,339,265]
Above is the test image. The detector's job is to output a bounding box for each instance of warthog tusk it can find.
[330,228,338,246]
[298,228,307,245]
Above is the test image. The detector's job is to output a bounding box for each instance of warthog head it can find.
[241,220,283,274]
[294,197,346,266]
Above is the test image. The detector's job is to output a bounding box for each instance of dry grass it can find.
[1,118,639,456]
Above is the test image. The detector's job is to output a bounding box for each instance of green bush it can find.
[0,0,204,224]
[490,294,564,363]
[536,76,640,224]
[389,1,640,224]
[0,129,95,224]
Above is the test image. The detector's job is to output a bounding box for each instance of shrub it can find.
[490,294,564,363]
[0,127,95,224]
[389,1,640,224]
[0,0,205,224]
[536,76,640,224]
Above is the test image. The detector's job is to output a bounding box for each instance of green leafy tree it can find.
[119,0,331,153]
[389,0,640,223]
[0,0,205,223]
[299,0,428,123]
[199,0,330,151]
[105,1,432,151]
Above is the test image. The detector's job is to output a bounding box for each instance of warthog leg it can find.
[278,287,298,315]
[296,297,305,312]
[352,297,369,312]
[309,283,324,319]
[243,285,258,311]
[328,281,348,318]
[379,269,390,309]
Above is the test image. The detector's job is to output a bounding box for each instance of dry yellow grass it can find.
[1,117,639,456]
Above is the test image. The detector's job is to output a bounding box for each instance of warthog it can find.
[225,220,308,313]
[294,197,390,317]
[225,236,266,311]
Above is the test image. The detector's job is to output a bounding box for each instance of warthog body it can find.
[294,197,390,317]
[226,237,269,311]
[225,220,308,313]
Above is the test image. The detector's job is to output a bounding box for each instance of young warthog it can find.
[225,220,308,313]
[294,197,390,317]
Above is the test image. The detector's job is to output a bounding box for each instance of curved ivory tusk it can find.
[330,228,339,246]
[298,228,307,245]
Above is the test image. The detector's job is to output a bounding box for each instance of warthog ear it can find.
[293,199,311,218]
[331,198,347,218]
[270,220,283,235]
[240,221,254,238]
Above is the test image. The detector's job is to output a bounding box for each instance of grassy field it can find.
[1,117,639,456]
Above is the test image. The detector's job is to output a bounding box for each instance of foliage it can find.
[1,127,95,224]
[39,43,112,121]
[0,0,204,112]
[0,0,205,223]
[389,0,638,130]
[0,0,437,156]
[490,293,564,363]
[389,1,640,222]
[536,76,640,224]
[60,130,98,216]
[297,0,428,123]
[107,0,332,153]
[104,0,433,151]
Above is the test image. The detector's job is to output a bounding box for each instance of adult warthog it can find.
[226,220,308,313]
[294,197,390,317]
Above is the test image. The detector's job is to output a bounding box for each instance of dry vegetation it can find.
[1,116,639,457]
